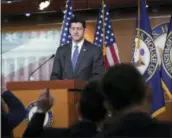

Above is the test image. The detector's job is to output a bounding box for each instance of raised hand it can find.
[36,88,54,112]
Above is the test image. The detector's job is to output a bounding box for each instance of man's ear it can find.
[83,28,86,32]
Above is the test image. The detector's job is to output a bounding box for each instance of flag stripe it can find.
[104,56,110,69]
[106,47,115,66]
[113,43,121,63]
[109,44,119,64]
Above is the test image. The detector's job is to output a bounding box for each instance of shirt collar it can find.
[72,39,85,48]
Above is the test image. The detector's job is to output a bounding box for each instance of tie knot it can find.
[75,45,78,49]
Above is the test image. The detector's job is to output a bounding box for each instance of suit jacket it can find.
[50,40,105,81]
[23,113,98,137]
[96,112,172,137]
[1,91,26,137]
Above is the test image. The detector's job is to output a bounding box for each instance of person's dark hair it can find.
[79,81,107,122]
[69,16,86,28]
[101,63,146,111]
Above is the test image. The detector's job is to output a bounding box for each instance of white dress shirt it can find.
[71,39,84,59]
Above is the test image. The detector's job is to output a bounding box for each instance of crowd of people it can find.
[2,63,172,138]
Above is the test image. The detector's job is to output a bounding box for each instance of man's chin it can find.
[73,38,83,42]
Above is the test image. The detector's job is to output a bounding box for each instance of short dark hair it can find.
[101,63,146,111]
[79,81,107,122]
[69,16,86,28]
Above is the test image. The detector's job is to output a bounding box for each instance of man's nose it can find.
[74,30,78,33]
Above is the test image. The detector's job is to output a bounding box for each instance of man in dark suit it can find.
[97,64,172,137]
[50,17,105,81]
[23,81,107,137]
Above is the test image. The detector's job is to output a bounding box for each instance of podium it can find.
[7,80,87,137]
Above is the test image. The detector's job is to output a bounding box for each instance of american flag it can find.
[93,4,120,68]
[60,0,73,46]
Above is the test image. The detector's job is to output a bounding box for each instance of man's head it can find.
[69,16,86,43]
[101,63,146,112]
[78,81,107,123]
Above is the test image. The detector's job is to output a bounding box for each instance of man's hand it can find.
[36,88,54,113]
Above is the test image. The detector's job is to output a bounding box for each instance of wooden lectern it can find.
[7,80,87,137]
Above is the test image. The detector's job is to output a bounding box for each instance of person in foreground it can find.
[1,90,26,137]
[23,81,107,137]
[97,63,172,137]
[50,16,105,81]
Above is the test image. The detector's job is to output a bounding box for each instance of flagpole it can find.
[137,0,141,65]
[102,0,106,56]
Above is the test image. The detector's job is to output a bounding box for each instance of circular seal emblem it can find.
[25,101,53,127]
[162,32,172,78]
[133,29,158,82]
[152,22,169,65]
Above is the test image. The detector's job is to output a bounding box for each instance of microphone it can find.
[28,54,55,81]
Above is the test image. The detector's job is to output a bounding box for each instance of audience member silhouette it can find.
[96,63,172,137]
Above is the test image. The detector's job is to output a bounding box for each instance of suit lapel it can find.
[74,41,88,73]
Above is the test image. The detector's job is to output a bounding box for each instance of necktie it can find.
[72,45,79,70]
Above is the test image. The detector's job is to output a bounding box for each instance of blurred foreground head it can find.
[79,81,107,123]
[101,63,147,112]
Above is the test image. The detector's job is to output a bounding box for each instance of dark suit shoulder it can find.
[58,43,71,51]
[84,40,98,47]
[84,40,102,51]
